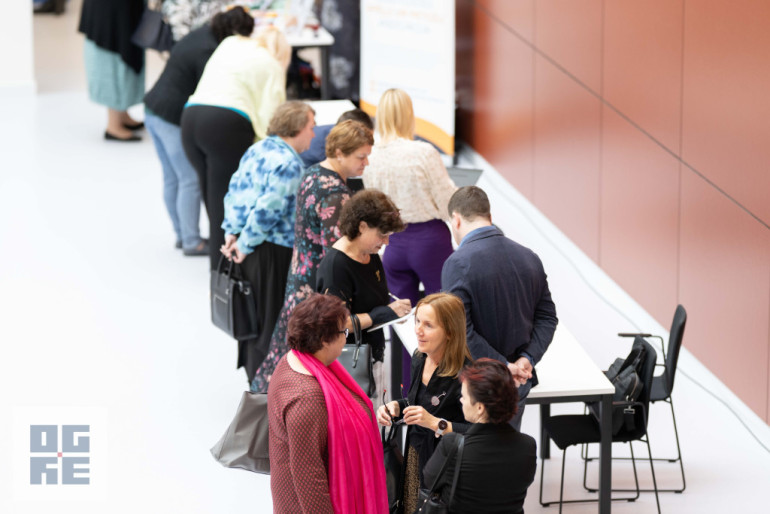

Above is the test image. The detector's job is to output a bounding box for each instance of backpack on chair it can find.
[589,336,648,434]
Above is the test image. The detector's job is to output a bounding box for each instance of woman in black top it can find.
[316,190,411,384]
[423,359,537,514]
[377,293,472,513]
[144,7,254,255]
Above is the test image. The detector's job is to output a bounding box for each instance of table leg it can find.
[539,404,551,459]
[599,394,612,513]
[320,46,330,100]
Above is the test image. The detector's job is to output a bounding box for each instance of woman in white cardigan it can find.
[363,88,457,305]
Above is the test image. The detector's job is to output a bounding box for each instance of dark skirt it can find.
[237,241,293,384]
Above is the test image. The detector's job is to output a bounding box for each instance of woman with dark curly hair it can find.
[267,293,388,513]
[251,120,374,393]
[316,190,412,397]
[421,358,537,513]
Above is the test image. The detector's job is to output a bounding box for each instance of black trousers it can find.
[238,241,293,384]
[180,105,255,269]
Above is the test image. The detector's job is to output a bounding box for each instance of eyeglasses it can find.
[339,328,349,338]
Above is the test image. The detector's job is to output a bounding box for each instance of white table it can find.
[390,319,615,513]
[306,99,356,126]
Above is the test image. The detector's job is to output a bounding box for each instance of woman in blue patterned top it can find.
[220,101,316,384]
[251,119,374,392]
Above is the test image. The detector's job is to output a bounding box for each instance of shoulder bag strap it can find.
[425,434,463,494]
[445,435,465,507]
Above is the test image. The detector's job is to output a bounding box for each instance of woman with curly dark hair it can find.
[316,189,412,397]
[421,358,537,513]
[267,293,388,513]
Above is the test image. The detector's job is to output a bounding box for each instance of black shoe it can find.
[175,240,183,249]
[104,131,141,142]
[183,239,210,257]
[123,122,145,130]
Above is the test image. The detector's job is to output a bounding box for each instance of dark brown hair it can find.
[338,189,405,239]
[337,109,373,130]
[447,185,491,221]
[325,120,374,158]
[461,358,519,424]
[210,7,254,43]
[415,293,471,378]
[267,101,315,138]
[287,293,348,354]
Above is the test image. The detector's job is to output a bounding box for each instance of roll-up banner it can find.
[360,0,455,155]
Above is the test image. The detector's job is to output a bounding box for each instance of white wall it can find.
[0,3,36,94]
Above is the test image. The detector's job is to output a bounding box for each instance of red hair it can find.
[287,294,349,354]
[461,358,519,424]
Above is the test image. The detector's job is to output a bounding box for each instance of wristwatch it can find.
[435,418,448,438]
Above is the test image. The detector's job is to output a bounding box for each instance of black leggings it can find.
[181,105,255,269]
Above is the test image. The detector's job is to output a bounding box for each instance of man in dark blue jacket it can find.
[441,186,558,430]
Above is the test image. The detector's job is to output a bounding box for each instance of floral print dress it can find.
[251,164,352,392]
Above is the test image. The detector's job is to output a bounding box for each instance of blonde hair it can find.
[254,25,291,70]
[375,88,415,141]
[416,293,471,378]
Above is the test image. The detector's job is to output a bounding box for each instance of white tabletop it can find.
[306,99,356,126]
[391,319,613,400]
[284,26,334,47]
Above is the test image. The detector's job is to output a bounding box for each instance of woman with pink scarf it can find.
[267,293,388,513]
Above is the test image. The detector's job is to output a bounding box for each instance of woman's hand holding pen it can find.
[377,401,402,426]
[387,293,411,318]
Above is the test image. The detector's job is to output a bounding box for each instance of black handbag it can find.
[382,423,404,513]
[414,435,465,514]
[210,256,259,341]
[210,391,270,474]
[131,2,175,52]
[337,313,375,397]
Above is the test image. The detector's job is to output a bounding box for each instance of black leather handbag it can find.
[210,256,259,341]
[131,1,175,52]
[382,423,405,513]
[414,435,465,514]
[337,313,375,397]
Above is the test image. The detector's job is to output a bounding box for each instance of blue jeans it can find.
[145,112,202,249]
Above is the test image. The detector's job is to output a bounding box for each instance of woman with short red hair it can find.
[422,358,537,513]
[267,293,388,513]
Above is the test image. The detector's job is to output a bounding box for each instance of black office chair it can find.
[539,337,661,513]
[585,305,687,493]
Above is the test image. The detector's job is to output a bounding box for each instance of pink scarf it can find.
[294,351,389,514]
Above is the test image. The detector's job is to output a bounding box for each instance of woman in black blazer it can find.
[423,358,537,514]
[377,293,471,513]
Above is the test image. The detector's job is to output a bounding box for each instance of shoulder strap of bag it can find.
[425,434,463,494]
[445,435,465,507]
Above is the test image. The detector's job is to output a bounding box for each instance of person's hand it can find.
[231,246,247,264]
[508,357,533,387]
[220,234,238,259]
[388,299,411,318]
[376,401,400,426]
[402,405,436,429]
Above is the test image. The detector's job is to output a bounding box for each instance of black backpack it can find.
[590,337,647,435]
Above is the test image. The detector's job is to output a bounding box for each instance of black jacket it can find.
[423,423,537,514]
[395,352,470,488]
[144,25,219,125]
[79,0,145,73]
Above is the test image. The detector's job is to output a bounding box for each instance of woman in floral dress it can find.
[251,119,374,392]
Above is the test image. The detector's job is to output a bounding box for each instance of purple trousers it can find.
[382,219,454,304]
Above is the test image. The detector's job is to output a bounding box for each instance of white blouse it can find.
[362,138,457,223]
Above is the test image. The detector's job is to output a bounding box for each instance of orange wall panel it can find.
[534,55,601,261]
[476,0,535,42]
[535,0,603,93]
[600,107,680,325]
[603,0,684,152]
[466,8,535,198]
[679,171,770,419]
[681,0,770,225]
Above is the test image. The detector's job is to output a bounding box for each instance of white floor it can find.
[0,4,768,513]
